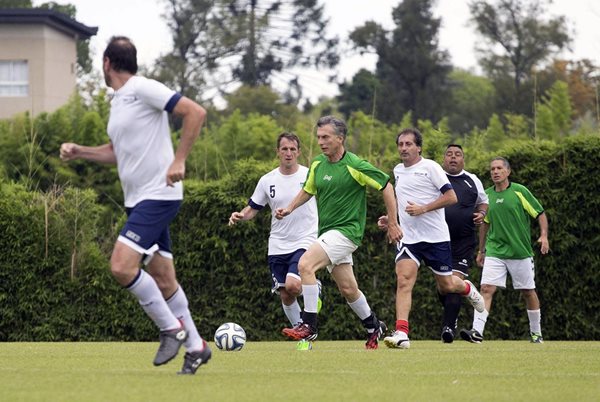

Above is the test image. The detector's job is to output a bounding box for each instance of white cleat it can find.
[383,330,411,349]
[464,280,486,313]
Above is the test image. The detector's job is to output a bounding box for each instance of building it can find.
[0,9,97,119]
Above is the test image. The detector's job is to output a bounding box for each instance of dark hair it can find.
[316,115,347,139]
[446,143,463,151]
[103,36,138,74]
[396,127,423,147]
[491,156,511,170]
[277,132,301,149]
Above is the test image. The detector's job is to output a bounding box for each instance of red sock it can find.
[462,281,471,296]
[395,319,409,334]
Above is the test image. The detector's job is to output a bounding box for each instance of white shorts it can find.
[481,256,536,289]
[316,230,357,273]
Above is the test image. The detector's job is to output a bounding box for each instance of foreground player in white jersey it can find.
[60,36,210,374]
[378,128,486,349]
[229,132,319,328]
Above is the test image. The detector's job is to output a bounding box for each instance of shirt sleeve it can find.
[135,77,178,111]
[470,172,489,205]
[248,176,268,210]
[430,161,452,192]
[347,158,390,190]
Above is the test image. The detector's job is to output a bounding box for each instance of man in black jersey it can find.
[439,144,489,343]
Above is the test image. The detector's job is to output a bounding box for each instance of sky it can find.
[35,0,600,102]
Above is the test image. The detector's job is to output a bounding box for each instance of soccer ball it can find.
[214,322,246,351]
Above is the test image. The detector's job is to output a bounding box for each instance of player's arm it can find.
[60,142,117,164]
[274,189,312,220]
[167,96,207,186]
[537,211,549,254]
[476,222,489,267]
[405,188,458,217]
[382,182,402,243]
[229,205,260,226]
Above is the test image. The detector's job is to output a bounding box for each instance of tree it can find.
[348,0,451,124]
[445,69,496,133]
[337,69,381,119]
[535,80,572,139]
[469,0,571,114]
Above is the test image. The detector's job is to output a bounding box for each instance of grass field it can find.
[2,341,599,402]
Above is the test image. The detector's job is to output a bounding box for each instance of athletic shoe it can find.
[459,328,483,344]
[178,341,212,375]
[282,322,318,341]
[153,321,188,366]
[365,321,387,350]
[530,332,544,343]
[441,325,455,343]
[316,279,323,314]
[464,280,486,313]
[383,330,410,349]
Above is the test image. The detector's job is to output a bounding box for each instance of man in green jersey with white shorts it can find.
[460,157,549,343]
[275,115,403,349]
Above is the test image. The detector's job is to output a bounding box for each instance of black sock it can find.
[442,293,462,329]
[361,312,378,332]
[302,311,318,328]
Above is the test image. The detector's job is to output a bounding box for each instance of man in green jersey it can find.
[275,115,403,349]
[460,157,549,343]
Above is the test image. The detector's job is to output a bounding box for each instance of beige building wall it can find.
[0,24,77,119]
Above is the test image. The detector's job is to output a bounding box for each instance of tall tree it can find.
[346,0,451,124]
[469,0,571,114]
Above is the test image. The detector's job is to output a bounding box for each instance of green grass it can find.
[2,341,599,402]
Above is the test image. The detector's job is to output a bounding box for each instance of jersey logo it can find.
[414,172,428,177]
[323,175,333,181]
[496,198,504,203]
[125,230,141,242]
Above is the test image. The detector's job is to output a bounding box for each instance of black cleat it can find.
[178,342,212,375]
[459,328,483,344]
[153,322,188,366]
[441,325,455,343]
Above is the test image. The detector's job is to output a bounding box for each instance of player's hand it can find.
[229,211,244,226]
[59,143,80,161]
[166,160,186,187]
[476,252,485,267]
[377,215,389,231]
[473,211,485,225]
[538,236,549,254]
[386,221,403,244]
[405,201,425,216]
[274,207,290,220]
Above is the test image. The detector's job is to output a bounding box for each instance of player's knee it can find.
[285,281,302,297]
[297,260,315,277]
[480,284,496,295]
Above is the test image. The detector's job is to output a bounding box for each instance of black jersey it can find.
[444,171,487,240]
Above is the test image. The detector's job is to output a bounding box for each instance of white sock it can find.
[282,300,302,326]
[472,309,489,335]
[527,309,542,334]
[302,284,319,313]
[166,287,205,352]
[347,291,371,320]
[126,270,179,331]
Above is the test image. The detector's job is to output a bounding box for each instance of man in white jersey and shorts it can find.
[60,36,210,374]
[378,128,486,349]
[229,132,320,330]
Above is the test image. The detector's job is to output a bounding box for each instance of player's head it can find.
[490,157,511,185]
[103,36,138,85]
[444,144,465,174]
[276,131,301,170]
[317,115,347,141]
[396,128,422,166]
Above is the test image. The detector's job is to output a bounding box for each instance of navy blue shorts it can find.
[118,199,182,258]
[451,236,476,276]
[267,249,305,293]
[395,241,453,275]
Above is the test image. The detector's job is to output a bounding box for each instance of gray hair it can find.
[491,156,511,170]
[316,115,347,139]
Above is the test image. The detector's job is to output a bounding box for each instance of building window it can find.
[0,60,29,97]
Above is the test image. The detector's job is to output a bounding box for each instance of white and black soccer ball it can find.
[214,322,246,351]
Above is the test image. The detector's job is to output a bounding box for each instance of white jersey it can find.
[393,158,452,244]
[107,76,182,207]
[249,166,318,255]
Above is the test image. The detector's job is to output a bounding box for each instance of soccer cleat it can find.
[153,321,188,366]
[441,325,455,343]
[178,342,212,375]
[459,328,483,344]
[530,332,544,343]
[384,330,411,349]
[365,320,387,350]
[464,280,486,313]
[316,279,323,314]
[282,322,318,341]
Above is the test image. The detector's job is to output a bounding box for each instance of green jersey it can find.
[303,151,389,245]
[484,182,544,259]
